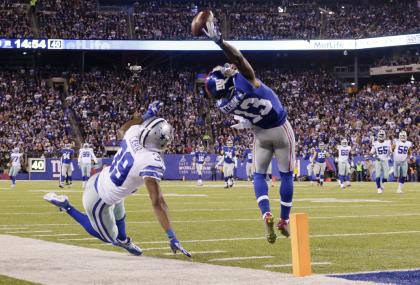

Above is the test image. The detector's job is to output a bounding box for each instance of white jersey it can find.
[10,153,22,167]
[78,148,98,164]
[96,125,166,205]
[370,140,392,161]
[337,146,351,162]
[393,140,412,162]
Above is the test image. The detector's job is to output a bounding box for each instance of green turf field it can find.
[1,180,419,276]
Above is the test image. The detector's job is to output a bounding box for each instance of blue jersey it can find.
[194,151,207,164]
[223,146,235,164]
[315,148,327,163]
[61,148,74,164]
[243,148,253,163]
[217,73,287,129]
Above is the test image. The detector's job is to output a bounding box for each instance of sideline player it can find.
[313,142,328,186]
[203,19,295,243]
[370,130,392,193]
[192,145,207,186]
[337,139,351,189]
[78,143,98,188]
[216,139,236,188]
[59,143,74,188]
[8,147,23,188]
[43,102,191,257]
[242,145,253,181]
[392,131,412,193]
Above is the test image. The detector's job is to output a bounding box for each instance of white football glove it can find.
[230,115,252,130]
[202,20,222,44]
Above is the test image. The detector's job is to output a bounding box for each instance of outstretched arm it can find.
[203,20,259,87]
[117,101,163,139]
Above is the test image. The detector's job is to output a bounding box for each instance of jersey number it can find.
[233,98,272,124]
[397,146,408,154]
[110,141,134,186]
[377,146,388,155]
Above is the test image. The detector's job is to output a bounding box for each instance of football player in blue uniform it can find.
[216,139,236,188]
[59,144,75,188]
[192,145,208,186]
[203,19,295,243]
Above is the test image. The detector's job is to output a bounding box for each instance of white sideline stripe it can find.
[58,237,97,241]
[209,256,274,262]
[6,230,52,234]
[265,262,331,268]
[163,250,226,256]
[31,233,81,237]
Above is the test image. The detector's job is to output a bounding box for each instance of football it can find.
[191,10,214,37]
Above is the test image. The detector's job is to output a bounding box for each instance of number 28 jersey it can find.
[97,125,166,205]
[216,73,287,129]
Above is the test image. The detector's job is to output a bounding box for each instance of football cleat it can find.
[170,238,192,258]
[264,212,277,244]
[43,192,70,211]
[277,219,290,238]
[113,237,142,256]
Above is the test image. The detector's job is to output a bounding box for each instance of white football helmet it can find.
[399,131,407,142]
[377,130,386,142]
[341,139,348,147]
[139,117,173,152]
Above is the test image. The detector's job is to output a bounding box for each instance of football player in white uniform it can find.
[337,139,351,189]
[392,131,412,193]
[78,143,98,188]
[43,102,191,257]
[9,147,23,188]
[370,130,392,194]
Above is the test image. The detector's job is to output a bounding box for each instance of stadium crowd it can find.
[1,0,418,40]
[0,70,72,161]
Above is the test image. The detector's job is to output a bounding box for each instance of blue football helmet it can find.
[205,69,235,100]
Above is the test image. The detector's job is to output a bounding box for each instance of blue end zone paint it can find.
[330,269,420,285]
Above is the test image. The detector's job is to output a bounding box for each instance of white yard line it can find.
[163,250,226,256]
[209,256,274,262]
[6,230,52,234]
[265,262,332,268]
[31,233,81,237]
[58,237,97,241]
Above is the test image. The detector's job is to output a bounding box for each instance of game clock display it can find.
[0,39,63,49]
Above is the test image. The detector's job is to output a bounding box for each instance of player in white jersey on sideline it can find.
[8,147,23,188]
[392,131,412,193]
[78,143,98,188]
[370,130,392,194]
[337,139,352,189]
[43,101,191,257]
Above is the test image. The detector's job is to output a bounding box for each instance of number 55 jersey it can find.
[96,125,166,205]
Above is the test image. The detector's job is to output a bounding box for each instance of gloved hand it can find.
[202,20,223,44]
[142,101,163,120]
[170,238,192,258]
[230,115,252,130]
